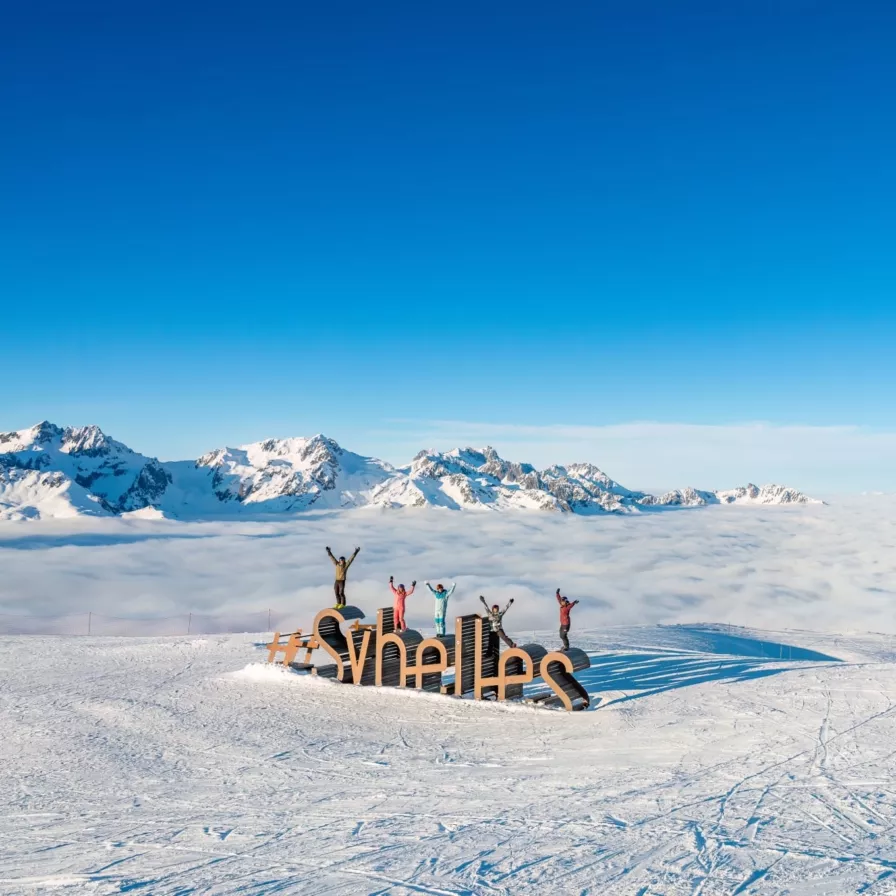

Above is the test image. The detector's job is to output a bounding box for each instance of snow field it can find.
[3,502,896,892]
[3,628,896,894]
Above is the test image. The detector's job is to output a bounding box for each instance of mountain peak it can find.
[0,421,63,452]
[33,421,64,442]
[61,424,125,457]
[250,433,341,455]
[716,483,823,505]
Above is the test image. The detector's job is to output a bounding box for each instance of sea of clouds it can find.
[1,497,894,637]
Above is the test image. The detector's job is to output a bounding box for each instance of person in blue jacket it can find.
[425,581,456,637]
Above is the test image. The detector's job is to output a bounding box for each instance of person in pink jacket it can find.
[389,576,416,632]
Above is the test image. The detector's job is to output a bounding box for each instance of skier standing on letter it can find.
[326,546,360,609]
[425,581,456,637]
[556,588,579,651]
[389,577,416,633]
[479,596,516,649]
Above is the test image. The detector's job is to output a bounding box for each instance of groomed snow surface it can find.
[4,628,896,895]
[3,500,896,894]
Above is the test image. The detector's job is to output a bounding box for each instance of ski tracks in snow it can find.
[3,635,896,894]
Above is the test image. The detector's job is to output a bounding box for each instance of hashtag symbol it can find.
[267,632,301,665]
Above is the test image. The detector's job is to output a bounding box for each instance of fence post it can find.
[187,612,192,635]
[88,612,92,636]
[268,608,272,631]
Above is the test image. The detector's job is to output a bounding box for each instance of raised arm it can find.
[479,595,490,612]
[406,581,416,596]
[502,598,515,615]
[447,583,456,598]
[556,588,563,606]
[426,582,438,596]
[326,546,337,566]
[344,547,360,570]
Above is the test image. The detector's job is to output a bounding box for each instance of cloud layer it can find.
[2,498,894,637]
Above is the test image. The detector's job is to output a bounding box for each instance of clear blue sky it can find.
[2,1,894,487]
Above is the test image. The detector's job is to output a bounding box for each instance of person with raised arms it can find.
[389,576,416,633]
[479,596,516,649]
[326,545,360,609]
[556,588,580,651]
[425,581,456,637]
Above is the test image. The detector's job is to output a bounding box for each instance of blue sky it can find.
[2,1,894,490]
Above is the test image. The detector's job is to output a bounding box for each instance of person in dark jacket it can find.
[479,596,516,649]
[326,546,360,608]
[556,588,579,651]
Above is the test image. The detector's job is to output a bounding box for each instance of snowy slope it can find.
[0,467,109,520]
[639,486,719,507]
[716,483,819,505]
[391,447,563,511]
[2,625,895,894]
[0,421,822,520]
[194,434,396,512]
[0,422,169,519]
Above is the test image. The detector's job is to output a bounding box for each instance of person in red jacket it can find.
[556,588,579,651]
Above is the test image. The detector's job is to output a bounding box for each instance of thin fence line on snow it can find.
[0,608,286,636]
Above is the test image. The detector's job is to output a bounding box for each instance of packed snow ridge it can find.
[0,421,822,521]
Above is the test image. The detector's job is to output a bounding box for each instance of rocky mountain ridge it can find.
[0,421,823,520]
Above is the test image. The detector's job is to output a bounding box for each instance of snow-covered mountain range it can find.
[0,421,822,521]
